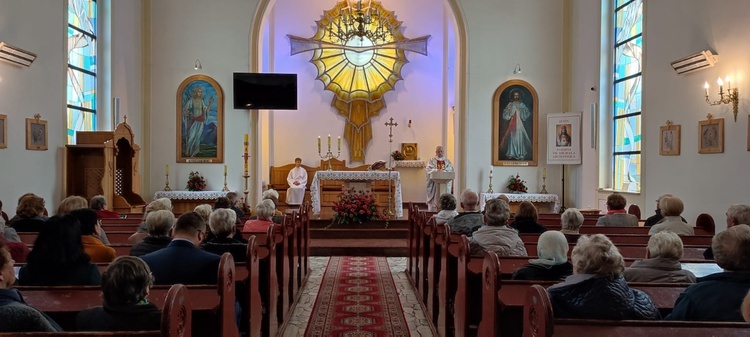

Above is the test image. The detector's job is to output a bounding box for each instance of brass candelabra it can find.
[384,117,398,219]
[318,134,341,171]
[705,77,740,122]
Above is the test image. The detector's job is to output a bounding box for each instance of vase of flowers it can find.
[391,150,405,161]
[507,173,528,193]
[186,171,207,191]
[331,189,383,225]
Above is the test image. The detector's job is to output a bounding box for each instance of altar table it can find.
[311,171,403,218]
[153,190,230,213]
[479,193,560,213]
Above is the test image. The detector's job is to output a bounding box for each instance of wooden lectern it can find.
[429,171,454,202]
[64,121,147,213]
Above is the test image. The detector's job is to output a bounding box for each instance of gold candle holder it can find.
[221,171,230,192]
[540,176,548,194]
[486,178,493,194]
[163,172,172,191]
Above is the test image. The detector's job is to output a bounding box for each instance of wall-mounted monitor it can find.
[233,73,297,110]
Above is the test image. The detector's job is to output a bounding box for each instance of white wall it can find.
[641,0,750,230]
[149,0,257,199]
[0,0,67,210]
[459,0,564,199]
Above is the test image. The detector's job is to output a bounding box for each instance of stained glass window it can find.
[612,0,642,192]
[67,0,97,144]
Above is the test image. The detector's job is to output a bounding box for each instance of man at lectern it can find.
[426,146,454,211]
[286,158,307,206]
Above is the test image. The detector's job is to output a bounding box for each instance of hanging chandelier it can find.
[327,0,393,45]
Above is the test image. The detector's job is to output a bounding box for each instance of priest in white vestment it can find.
[286,158,308,205]
[426,146,454,211]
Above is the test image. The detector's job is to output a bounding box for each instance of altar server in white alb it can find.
[426,146,454,211]
[286,158,308,205]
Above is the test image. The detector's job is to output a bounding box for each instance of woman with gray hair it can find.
[89,195,120,219]
[560,208,584,235]
[431,193,458,225]
[468,198,526,256]
[243,199,276,233]
[547,234,660,320]
[624,231,696,283]
[648,196,693,236]
[129,210,174,257]
[127,198,173,245]
[202,209,247,262]
[512,231,572,280]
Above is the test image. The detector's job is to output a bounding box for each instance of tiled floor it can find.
[281,257,435,337]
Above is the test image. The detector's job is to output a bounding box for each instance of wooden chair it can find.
[628,204,642,219]
[695,213,715,234]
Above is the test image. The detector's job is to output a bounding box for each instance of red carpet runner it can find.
[304,256,410,336]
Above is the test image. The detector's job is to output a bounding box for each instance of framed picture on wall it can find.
[176,74,224,163]
[0,114,6,148]
[26,114,47,151]
[492,79,538,166]
[698,116,723,154]
[546,112,582,164]
[659,123,680,156]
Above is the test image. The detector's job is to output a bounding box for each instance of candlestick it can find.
[543,168,546,179]
[222,165,229,192]
[165,164,169,175]
[318,136,321,153]
[318,134,341,171]
[718,77,724,94]
[328,134,331,151]
[163,165,172,191]
[338,136,341,151]
[704,82,709,97]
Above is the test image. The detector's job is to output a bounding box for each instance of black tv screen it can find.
[233,73,297,110]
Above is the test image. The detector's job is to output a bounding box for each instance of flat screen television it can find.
[233,73,298,110]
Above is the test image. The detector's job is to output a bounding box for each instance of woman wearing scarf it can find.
[511,231,573,281]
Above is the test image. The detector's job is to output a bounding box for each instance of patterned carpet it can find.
[304,256,410,337]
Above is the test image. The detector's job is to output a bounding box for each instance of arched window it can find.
[612,0,642,192]
[66,0,97,144]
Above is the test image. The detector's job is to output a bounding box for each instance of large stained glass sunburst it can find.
[289,0,428,161]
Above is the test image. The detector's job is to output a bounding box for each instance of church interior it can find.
[1,0,750,336]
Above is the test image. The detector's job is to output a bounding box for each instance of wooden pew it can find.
[523,284,750,337]
[20,253,237,337]
[519,233,714,246]
[246,225,279,337]
[0,284,189,337]
[522,242,706,260]
[479,252,699,337]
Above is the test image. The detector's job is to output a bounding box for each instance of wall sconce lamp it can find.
[194,59,202,70]
[513,63,522,74]
[704,76,739,122]
[0,42,36,67]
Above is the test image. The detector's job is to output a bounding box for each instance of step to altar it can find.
[310,238,407,257]
[309,222,408,256]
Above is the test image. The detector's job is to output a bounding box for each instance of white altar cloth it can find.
[153,190,229,200]
[311,171,403,218]
[479,193,560,213]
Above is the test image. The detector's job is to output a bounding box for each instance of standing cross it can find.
[384,117,398,143]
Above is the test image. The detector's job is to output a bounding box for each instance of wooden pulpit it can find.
[64,121,147,213]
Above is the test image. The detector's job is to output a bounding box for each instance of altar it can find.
[153,190,230,213]
[311,171,403,218]
[480,193,560,214]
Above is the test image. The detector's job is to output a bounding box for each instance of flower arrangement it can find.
[186,171,207,191]
[507,173,528,193]
[391,150,405,161]
[331,189,383,225]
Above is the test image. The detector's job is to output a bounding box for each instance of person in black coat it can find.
[547,234,660,320]
[510,201,547,234]
[76,256,161,331]
[141,212,220,285]
[512,231,572,281]
[8,194,47,233]
[130,210,174,257]
[202,209,247,262]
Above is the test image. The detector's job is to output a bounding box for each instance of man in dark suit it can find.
[140,212,219,285]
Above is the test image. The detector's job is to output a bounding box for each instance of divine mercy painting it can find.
[492,79,538,166]
[176,75,224,163]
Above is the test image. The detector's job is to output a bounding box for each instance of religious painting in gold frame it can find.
[492,79,538,166]
[659,123,680,156]
[26,114,47,151]
[0,114,6,149]
[698,116,723,154]
[176,74,224,163]
[401,143,418,160]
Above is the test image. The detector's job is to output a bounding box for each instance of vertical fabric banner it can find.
[547,112,582,164]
